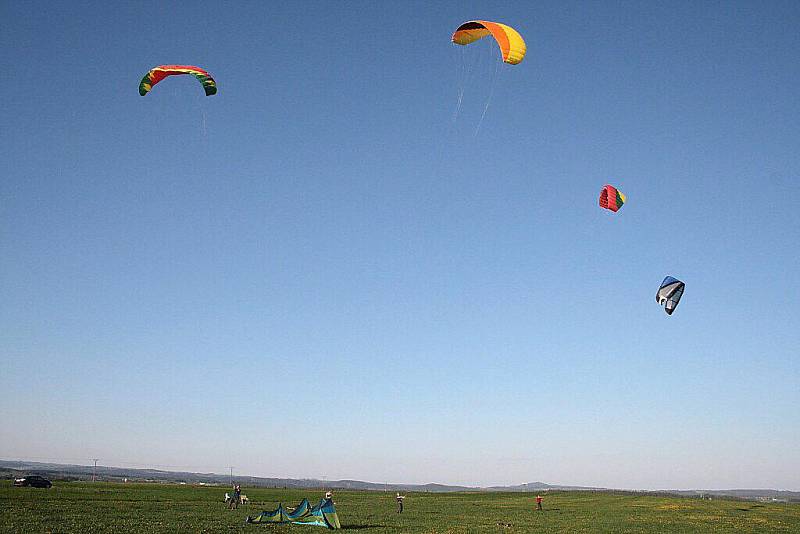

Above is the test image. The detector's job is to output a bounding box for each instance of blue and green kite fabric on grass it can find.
[246,498,341,529]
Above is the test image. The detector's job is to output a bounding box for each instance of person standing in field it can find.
[229,484,241,510]
[396,493,405,513]
[536,494,543,511]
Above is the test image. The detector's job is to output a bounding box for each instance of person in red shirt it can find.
[536,494,543,511]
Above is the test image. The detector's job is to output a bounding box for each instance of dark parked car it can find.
[13,475,52,488]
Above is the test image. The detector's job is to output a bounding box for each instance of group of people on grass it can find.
[224,485,543,514]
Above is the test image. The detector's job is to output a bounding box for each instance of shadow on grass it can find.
[341,526,383,530]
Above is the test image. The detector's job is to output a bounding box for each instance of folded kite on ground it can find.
[246,498,340,529]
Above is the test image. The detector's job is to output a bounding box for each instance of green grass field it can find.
[1,481,798,533]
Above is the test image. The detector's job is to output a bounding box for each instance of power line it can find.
[90,459,99,482]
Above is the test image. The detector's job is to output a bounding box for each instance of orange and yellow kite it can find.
[451,21,527,65]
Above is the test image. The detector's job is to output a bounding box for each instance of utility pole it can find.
[228,466,234,486]
[91,459,99,482]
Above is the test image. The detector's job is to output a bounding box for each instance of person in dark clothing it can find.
[396,493,405,513]
[229,484,241,510]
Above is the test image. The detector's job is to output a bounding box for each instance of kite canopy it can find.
[286,498,313,520]
[139,65,217,96]
[656,276,685,315]
[599,184,626,212]
[451,20,527,64]
[246,498,340,529]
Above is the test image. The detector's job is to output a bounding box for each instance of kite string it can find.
[453,42,485,124]
[452,47,468,123]
[439,41,497,170]
[198,92,208,148]
[474,56,501,137]
[437,46,472,173]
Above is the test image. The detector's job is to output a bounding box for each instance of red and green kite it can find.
[599,184,626,212]
[139,65,217,96]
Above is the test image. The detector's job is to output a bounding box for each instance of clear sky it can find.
[1,1,798,490]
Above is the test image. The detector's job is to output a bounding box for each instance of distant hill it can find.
[486,482,609,492]
[0,460,469,491]
[1,459,797,502]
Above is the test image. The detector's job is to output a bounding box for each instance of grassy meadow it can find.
[1,481,798,533]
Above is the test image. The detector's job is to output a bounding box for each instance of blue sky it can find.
[1,1,798,490]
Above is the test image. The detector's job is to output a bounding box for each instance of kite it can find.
[139,65,217,96]
[247,498,340,529]
[599,185,626,212]
[656,276,685,315]
[451,21,527,65]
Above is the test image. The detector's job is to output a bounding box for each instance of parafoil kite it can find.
[451,21,526,65]
[139,65,217,96]
[599,184,626,212]
[656,276,685,315]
